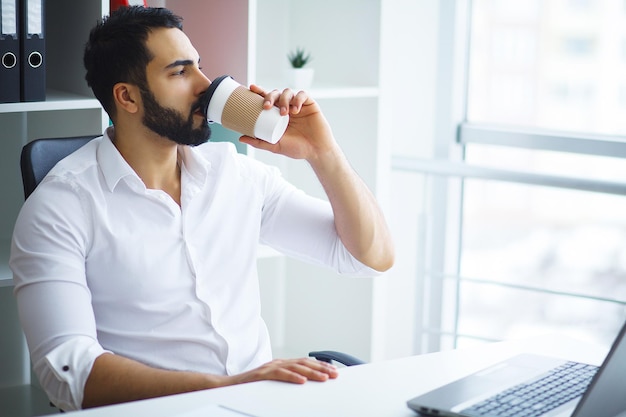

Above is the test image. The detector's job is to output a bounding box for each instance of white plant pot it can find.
[289,67,315,90]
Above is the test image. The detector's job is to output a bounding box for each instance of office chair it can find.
[19,135,365,367]
[20,135,99,199]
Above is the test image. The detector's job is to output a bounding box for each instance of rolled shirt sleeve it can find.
[13,274,109,411]
[35,337,109,411]
[259,174,380,277]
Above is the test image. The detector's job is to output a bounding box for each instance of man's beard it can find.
[140,87,211,146]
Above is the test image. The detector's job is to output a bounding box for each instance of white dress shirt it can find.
[10,128,376,411]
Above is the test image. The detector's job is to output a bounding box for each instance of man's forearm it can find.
[82,353,338,409]
[82,352,226,409]
[310,146,395,272]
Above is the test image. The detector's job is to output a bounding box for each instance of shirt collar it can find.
[97,126,211,193]
[178,144,211,186]
[97,127,142,193]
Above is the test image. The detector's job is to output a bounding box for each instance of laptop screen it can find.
[573,321,626,417]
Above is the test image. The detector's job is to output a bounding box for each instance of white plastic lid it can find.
[254,108,289,144]
[206,76,239,123]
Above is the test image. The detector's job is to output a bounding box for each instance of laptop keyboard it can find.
[460,361,599,417]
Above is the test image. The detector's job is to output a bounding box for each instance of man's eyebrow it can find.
[165,59,200,69]
[165,59,196,69]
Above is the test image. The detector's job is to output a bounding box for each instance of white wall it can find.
[382,0,468,359]
[380,0,440,360]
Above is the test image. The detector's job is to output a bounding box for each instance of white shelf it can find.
[0,90,102,114]
[255,80,380,100]
[0,239,11,287]
[0,273,11,288]
[310,86,379,99]
[0,276,12,288]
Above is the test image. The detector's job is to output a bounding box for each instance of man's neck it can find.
[110,125,182,206]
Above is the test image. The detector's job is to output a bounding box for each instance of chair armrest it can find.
[308,350,366,366]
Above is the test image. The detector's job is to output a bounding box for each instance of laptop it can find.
[407,319,626,417]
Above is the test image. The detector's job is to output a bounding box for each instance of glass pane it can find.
[468,0,626,136]
[456,280,625,348]
[465,143,626,183]
[458,177,626,345]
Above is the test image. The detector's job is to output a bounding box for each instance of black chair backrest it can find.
[20,135,99,199]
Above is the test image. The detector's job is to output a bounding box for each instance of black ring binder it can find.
[0,0,20,103]
[19,0,46,102]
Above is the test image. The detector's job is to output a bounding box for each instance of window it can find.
[456,0,626,348]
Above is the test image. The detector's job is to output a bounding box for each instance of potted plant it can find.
[287,47,314,90]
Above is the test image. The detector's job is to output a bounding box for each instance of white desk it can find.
[52,334,607,417]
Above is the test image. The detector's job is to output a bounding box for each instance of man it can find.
[10,6,394,411]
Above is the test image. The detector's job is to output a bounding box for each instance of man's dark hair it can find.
[83,6,183,120]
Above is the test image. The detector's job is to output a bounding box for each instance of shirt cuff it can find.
[34,336,109,411]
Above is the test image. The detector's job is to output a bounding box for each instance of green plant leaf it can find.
[287,47,312,68]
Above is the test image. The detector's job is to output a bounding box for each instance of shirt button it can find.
[62,365,70,372]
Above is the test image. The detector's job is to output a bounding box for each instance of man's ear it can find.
[113,83,140,114]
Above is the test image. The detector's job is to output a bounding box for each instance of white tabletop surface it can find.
[53,334,607,417]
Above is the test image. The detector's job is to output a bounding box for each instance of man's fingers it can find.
[270,367,307,384]
[262,358,338,383]
[249,84,308,115]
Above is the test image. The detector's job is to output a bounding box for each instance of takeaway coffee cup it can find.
[201,75,289,144]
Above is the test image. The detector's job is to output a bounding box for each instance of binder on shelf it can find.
[19,0,45,102]
[0,0,20,103]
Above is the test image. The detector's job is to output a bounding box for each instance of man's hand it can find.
[241,85,337,162]
[227,358,339,385]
